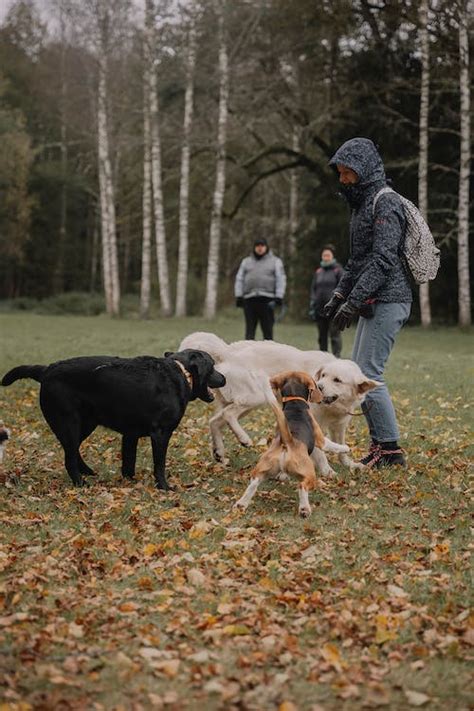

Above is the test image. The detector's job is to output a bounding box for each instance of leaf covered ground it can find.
[0,314,472,710]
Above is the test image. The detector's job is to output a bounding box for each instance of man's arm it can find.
[333,260,353,298]
[234,259,247,297]
[275,258,286,299]
[347,194,405,307]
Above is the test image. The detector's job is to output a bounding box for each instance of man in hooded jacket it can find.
[323,137,412,469]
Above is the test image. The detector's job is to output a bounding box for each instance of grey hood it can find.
[329,137,385,186]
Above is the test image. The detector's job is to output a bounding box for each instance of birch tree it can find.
[146,0,172,316]
[418,0,431,327]
[140,53,152,319]
[457,0,471,327]
[204,0,229,319]
[97,11,120,317]
[53,4,68,294]
[175,12,197,317]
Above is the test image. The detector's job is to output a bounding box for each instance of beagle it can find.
[234,371,328,517]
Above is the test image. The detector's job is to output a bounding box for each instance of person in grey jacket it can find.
[235,238,286,340]
[324,137,412,469]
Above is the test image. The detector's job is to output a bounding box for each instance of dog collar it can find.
[281,396,309,405]
[173,360,193,391]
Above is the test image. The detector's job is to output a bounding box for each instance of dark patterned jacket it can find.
[329,138,412,308]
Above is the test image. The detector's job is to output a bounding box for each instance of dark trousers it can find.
[243,297,274,340]
[316,317,342,357]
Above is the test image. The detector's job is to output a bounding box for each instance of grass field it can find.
[0,313,472,711]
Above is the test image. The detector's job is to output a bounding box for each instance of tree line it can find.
[0,0,471,325]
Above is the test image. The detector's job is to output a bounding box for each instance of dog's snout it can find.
[317,381,324,392]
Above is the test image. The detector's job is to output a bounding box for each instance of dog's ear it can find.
[270,373,286,395]
[164,351,174,358]
[356,377,382,394]
[309,377,323,403]
[314,367,324,383]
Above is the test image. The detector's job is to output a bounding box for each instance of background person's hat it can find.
[253,238,268,247]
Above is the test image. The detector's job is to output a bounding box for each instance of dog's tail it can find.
[253,373,293,448]
[269,402,293,447]
[2,365,46,386]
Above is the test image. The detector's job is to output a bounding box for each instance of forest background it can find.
[0,0,471,325]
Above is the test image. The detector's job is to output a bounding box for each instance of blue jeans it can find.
[352,302,411,443]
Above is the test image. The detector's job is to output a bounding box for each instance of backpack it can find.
[373,187,440,284]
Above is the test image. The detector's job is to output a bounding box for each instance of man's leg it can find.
[243,299,258,340]
[353,302,411,466]
[317,318,329,351]
[258,299,275,340]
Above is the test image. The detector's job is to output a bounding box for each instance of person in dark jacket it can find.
[309,245,343,357]
[323,137,412,469]
[235,238,286,340]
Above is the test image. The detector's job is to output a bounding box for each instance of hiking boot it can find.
[363,448,407,469]
[359,441,381,467]
[373,449,406,469]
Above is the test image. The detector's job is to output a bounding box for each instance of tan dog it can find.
[234,372,325,517]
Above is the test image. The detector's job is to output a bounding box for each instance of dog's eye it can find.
[333,377,341,383]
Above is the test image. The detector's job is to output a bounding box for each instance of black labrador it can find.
[2,349,225,489]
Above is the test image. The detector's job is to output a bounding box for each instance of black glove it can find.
[236,297,244,308]
[333,301,358,331]
[359,302,375,319]
[322,293,344,319]
[274,297,283,306]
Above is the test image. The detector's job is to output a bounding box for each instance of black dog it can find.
[2,350,225,489]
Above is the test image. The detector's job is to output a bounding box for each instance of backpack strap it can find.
[372,186,396,215]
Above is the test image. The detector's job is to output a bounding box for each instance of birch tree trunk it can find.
[418,0,431,327]
[457,1,471,327]
[54,5,67,294]
[97,18,120,317]
[175,18,197,317]
[140,57,152,318]
[146,0,171,317]
[204,1,229,319]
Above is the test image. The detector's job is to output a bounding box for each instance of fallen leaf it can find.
[404,690,430,707]
[153,659,180,678]
[223,624,251,636]
[187,568,207,587]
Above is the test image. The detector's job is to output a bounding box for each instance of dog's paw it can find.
[320,466,337,478]
[349,461,366,473]
[239,437,253,448]
[323,438,350,455]
[213,449,229,466]
[298,506,311,518]
[233,499,248,512]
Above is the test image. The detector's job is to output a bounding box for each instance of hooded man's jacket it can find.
[329,138,412,308]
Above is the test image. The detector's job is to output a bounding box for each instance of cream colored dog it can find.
[178,332,379,473]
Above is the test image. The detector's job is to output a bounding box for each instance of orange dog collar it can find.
[281,395,309,404]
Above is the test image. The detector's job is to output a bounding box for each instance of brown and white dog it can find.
[234,372,326,517]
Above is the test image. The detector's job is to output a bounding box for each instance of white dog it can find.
[179,332,380,474]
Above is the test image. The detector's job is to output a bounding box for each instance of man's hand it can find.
[273,297,283,306]
[322,293,343,319]
[236,297,244,308]
[333,301,358,331]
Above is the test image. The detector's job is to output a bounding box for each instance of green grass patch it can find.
[0,313,472,710]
